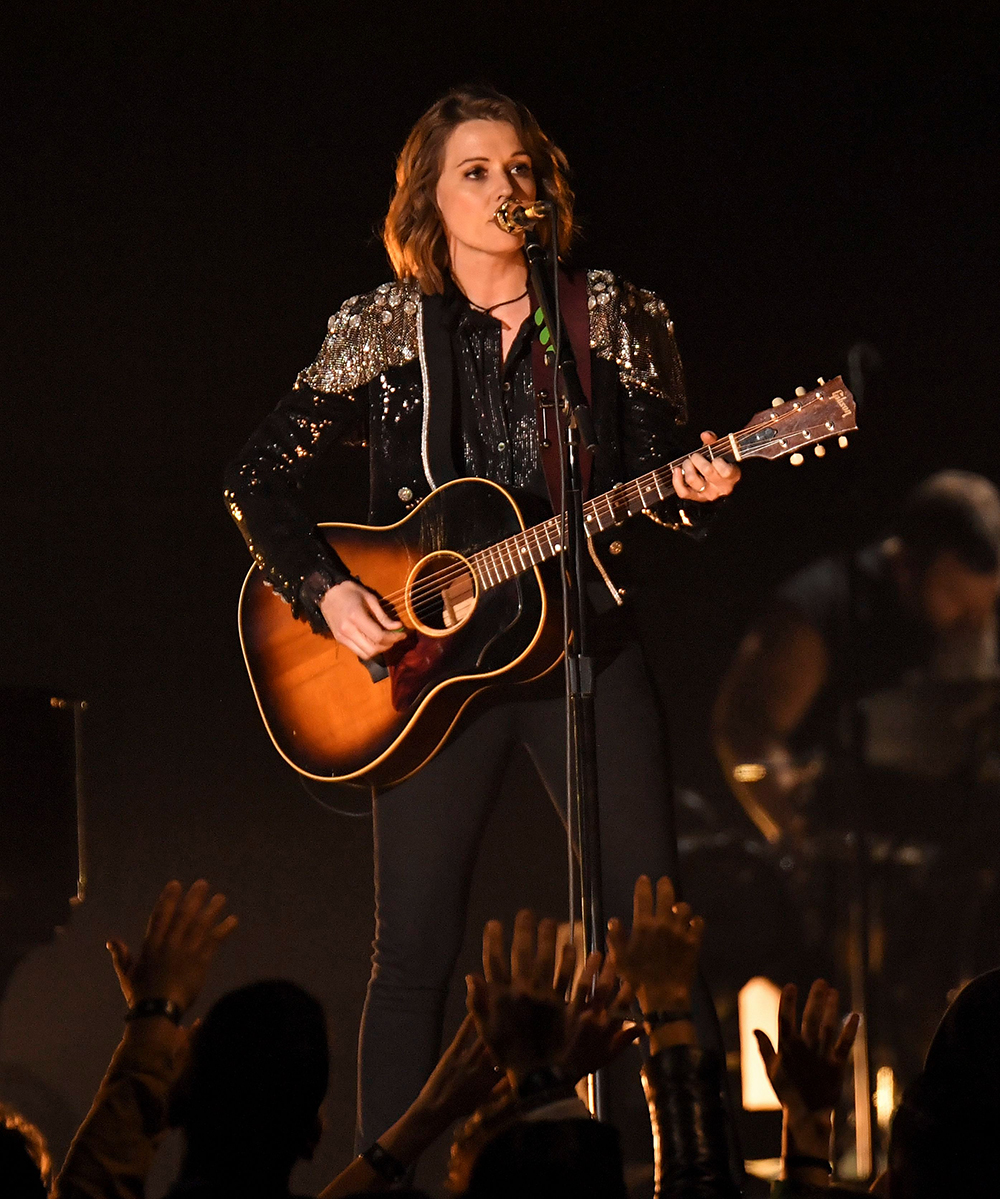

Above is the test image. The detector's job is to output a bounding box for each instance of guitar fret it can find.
[653,471,665,500]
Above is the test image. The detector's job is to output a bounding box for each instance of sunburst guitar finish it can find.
[239,479,561,787]
[238,379,858,788]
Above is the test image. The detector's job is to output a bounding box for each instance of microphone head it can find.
[494,199,551,234]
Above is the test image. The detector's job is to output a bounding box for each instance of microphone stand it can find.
[521,224,607,1119]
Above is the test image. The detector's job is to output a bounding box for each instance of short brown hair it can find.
[383,86,577,294]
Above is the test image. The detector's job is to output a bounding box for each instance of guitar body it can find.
[238,478,563,787]
[238,379,857,789]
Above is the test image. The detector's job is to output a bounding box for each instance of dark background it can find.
[1,1,997,1192]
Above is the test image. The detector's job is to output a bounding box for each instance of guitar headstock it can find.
[735,377,857,462]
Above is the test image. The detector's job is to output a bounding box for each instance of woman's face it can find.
[434,119,537,259]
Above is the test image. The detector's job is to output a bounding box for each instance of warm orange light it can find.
[739,976,782,1111]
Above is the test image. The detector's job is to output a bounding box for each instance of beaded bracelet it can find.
[124,997,183,1025]
[362,1140,407,1184]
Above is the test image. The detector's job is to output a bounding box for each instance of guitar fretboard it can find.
[467,443,732,591]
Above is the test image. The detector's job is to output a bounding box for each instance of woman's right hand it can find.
[319,579,405,659]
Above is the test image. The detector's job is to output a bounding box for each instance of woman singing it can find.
[224,86,739,1148]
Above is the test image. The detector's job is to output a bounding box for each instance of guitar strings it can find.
[375,409,844,617]
[383,421,792,614]
[379,438,742,612]
[381,431,771,614]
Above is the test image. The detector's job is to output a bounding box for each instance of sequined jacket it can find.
[225,270,696,630]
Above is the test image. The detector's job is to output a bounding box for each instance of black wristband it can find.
[125,997,183,1025]
[516,1065,568,1099]
[642,1009,694,1029]
[362,1140,407,1184]
[784,1154,832,1174]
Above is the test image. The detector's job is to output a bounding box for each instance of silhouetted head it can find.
[889,969,1000,1197]
[451,1115,627,1199]
[169,979,328,1179]
[0,1103,50,1199]
[891,471,1000,634]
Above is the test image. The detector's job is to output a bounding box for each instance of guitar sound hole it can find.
[404,551,479,638]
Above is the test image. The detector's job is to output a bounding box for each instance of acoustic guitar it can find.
[239,377,856,786]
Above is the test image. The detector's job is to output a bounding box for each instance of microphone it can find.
[494,199,552,234]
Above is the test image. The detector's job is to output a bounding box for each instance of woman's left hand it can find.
[671,431,741,502]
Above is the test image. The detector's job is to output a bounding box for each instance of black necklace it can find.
[466,288,529,316]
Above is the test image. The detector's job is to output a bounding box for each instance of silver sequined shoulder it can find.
[587,269,687,423]
[296,279,422,394]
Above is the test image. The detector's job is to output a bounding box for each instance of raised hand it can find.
[560,949,638,1082]
[107,879,238,1016]
[465,909,577,1085]
[754,980,859,1115]
[606,875,704,1016]
[411,1013,504,1127]
[754,979,860,1168]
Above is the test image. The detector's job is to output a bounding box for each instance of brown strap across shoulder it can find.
[530,269,593,509]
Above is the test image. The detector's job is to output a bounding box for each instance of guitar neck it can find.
[467,444,734,591]
[467,376,857,591]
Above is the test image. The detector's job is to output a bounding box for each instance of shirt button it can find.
[502,381,511,392]
[497,442,506,452]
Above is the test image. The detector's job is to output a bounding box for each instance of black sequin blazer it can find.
[225,270,697,629]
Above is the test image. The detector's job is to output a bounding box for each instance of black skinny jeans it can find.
[355,641,677,1149]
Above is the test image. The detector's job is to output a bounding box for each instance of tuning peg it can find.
[795,386,807,397]
[790,452,804,466]
[838,435,849,448]
[817,377,826,385]
[772,397,785,407]
[814,444,826,458]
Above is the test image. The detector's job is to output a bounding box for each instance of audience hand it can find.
[754,979,860,1171]
[107,879,238,1016]
[560,949,638,1082]
[606,875,703,1026]
[410,1013,504,1130]
[466,909,576,1087]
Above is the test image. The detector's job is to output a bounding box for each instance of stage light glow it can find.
[733,762,767,782]
[739,976,782,1110]
[875,1065,896,1133]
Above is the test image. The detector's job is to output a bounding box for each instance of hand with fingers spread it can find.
[107,879,238,1017]
[465,909,577,1088]
[560,949,639,1083]
[754,979,860,1178]
[671,431,741,504]
[606,875,704,1051]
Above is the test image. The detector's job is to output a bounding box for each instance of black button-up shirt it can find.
[441,284,550,507]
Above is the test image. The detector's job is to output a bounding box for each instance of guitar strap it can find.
[530,269,594,508]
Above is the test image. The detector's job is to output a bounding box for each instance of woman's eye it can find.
[465,167,486,180]
[511,162,533,175]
